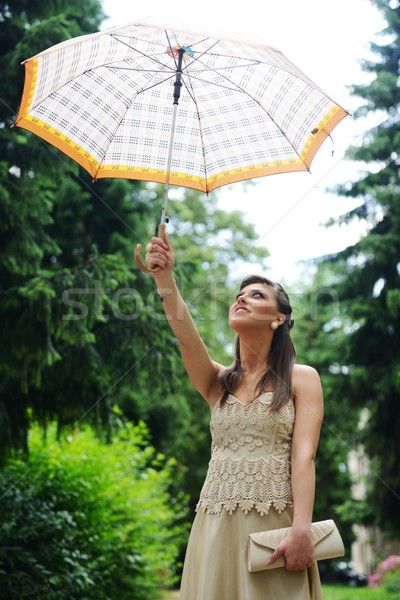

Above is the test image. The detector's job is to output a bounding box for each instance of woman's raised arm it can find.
[144,233,223,405]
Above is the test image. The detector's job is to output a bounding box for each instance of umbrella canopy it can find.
[15,17,348,195]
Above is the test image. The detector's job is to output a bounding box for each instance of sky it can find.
[101,0,385,284]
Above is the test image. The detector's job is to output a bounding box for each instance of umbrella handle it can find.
[134,223,166,274]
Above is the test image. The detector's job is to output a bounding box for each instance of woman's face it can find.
[228,283,281,331]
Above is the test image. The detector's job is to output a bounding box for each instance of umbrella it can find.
[14,17,348,272]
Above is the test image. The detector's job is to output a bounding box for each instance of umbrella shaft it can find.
[173,48,184,105]
[161,48,185,225]
[161,102,178,224]
[173,72,182,105]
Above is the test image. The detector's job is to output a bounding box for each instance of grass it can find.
[161,586,390,599]
[322,585,389,599]
[161,592,179,600]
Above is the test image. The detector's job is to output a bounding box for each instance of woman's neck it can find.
[238,332,272,374]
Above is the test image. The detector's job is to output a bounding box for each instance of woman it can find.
[145,233,323,600]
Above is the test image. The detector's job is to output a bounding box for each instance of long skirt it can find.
[179,508,322,600]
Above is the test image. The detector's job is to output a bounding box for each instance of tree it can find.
[0,1,268,486]
[0,0,158,455]
[315,0,400,535]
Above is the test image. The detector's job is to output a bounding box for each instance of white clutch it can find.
[248,519,345,572]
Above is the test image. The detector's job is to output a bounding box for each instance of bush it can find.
[382,568,400,596]
[0,422,188,599]
[368,555,400,596]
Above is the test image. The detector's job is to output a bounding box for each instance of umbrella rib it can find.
[162,33,253,81]
[167,36,264,76]
[94,75,177,176]
[95,71,178,176]
[164,32,225,193]
[183,73,247,93]
[180,39,222,70]
[165,28,211,187]
[105,67,171,73]
[186,47,324,95]
[98,32,211,181]
[180,67,210,192]
[184,61,261,74]
[113,30,212,64]
[94,35,186,176]
[137,73,177,94]
[104,66,177,93]
[185,61,308,165]
[112,34,258,83]
[110,34,175,73]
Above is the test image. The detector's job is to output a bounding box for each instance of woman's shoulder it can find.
[292,363,321,390]
[291,364,324,415]
[292,363,320,378]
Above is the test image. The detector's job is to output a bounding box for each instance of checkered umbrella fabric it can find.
[15,17,348,193]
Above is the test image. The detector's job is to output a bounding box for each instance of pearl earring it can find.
[271,321,279,330]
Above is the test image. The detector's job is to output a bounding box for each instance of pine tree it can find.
[320,0,400,535]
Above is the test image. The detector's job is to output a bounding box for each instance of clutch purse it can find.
[248,519,344,572]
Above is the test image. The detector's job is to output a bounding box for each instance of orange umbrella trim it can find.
[16,113,101,178]
[17,58,38,117]
[97,159,308,193]
[16,82,346,193]
[301,104,347,167]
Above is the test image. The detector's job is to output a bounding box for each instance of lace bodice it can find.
[196,392,295,516]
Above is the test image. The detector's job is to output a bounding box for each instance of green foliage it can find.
[383,569,400,596]
[1,1,105,120]
[368,554,400,593]
[0,422,187,599]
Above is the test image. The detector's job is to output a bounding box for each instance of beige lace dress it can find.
[179,392,322,600]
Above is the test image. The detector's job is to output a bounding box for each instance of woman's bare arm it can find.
[144,234,223,405]
[266,364,323,570]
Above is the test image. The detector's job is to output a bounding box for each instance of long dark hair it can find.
[219,275,296,411]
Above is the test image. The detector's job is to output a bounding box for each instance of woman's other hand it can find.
[265,528,314,571]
